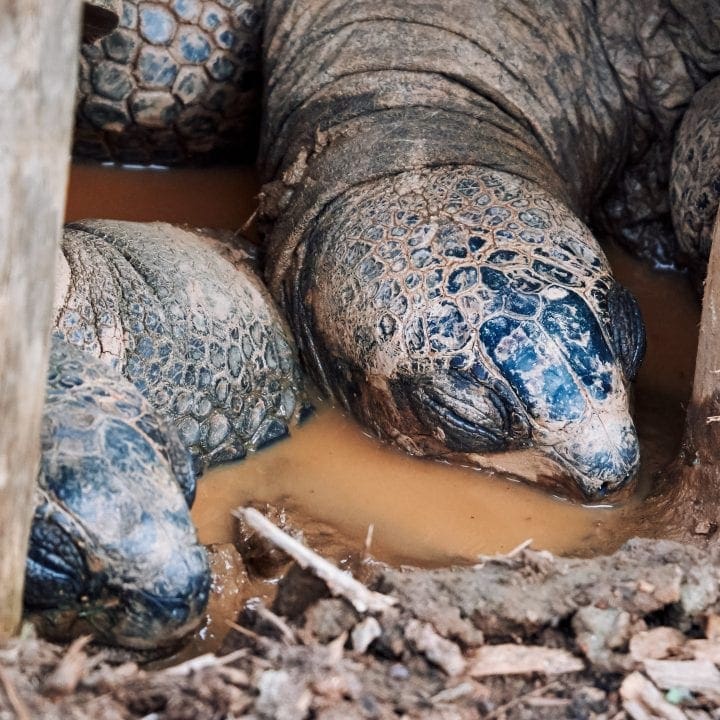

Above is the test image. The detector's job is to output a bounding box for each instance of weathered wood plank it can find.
[690,209,720,412]
[0,0,83,637]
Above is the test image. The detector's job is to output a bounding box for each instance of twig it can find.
[225,619,264,644]
[362,523,375,562]
[240,207,258,233]
[163,649,247,676]
[506,538,534,557]
[233,507,397,614]
[485,680,562,719]
[525,697,571,708]
[0,665,31,720]
[621,671,687,720]
[707,415,720,424]
[256,606,297,645]
[43,634,93,697]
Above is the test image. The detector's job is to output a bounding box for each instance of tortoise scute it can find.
[671,76,720,286]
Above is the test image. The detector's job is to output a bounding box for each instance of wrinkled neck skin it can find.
[596,0,720,137]
[260,0,717,501]
[593,0,720,266]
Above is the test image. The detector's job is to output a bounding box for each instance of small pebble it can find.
[389,663,409,681]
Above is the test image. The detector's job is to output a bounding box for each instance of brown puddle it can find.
[66,162,700,655]
[195,245,699,563]
[66,163,259,229]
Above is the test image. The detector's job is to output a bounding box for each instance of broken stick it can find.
[232,507,397,614]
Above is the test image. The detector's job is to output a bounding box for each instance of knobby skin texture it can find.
[28,335,209,649]
[75,0,262,164]
[671,76,720,286]
[54,220,309,475]
[260,0,719,499]
[596,1,720,268]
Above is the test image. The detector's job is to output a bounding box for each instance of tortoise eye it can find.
[398,367,532,454]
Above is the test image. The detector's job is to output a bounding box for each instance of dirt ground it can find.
[3,532,720,720]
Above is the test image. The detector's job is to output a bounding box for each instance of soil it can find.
[3,538,720,719]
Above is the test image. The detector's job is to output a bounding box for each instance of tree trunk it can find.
[0,1,83,638]
[639,208,720,542]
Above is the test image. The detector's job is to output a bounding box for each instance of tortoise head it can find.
[300,167,646,503]
[26,479,210,649]
[25,337,210,649]
[397,279,645,501]
[481,280,644,499]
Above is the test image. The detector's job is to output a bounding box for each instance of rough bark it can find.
[0,1,83,638]
[689,210,720,420]
[639,209,720,542]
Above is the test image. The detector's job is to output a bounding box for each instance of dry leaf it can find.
[468,644,583,677]
[621,672,687,720]
[630,627,686,661]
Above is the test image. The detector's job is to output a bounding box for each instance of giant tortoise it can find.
[30,333,210,648]
[28,219,309,648]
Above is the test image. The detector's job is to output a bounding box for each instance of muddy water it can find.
[195,250,699,563]
[66,163,258,229]
[67,163,700,652]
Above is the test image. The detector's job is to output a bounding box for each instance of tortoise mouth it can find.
[26,497,211,649]
[464,447,636,504]
[530,442,639,504]
[30,553,211,650]
[557,458,638,504]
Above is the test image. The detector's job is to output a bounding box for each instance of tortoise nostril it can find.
[592,469,634,501]
[598,481,611,498]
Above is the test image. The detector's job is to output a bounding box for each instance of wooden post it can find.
[641,209,720,541]
[687,208,720,440]
[0,1,83,638]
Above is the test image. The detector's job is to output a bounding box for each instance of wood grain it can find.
[0,0,83,637]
